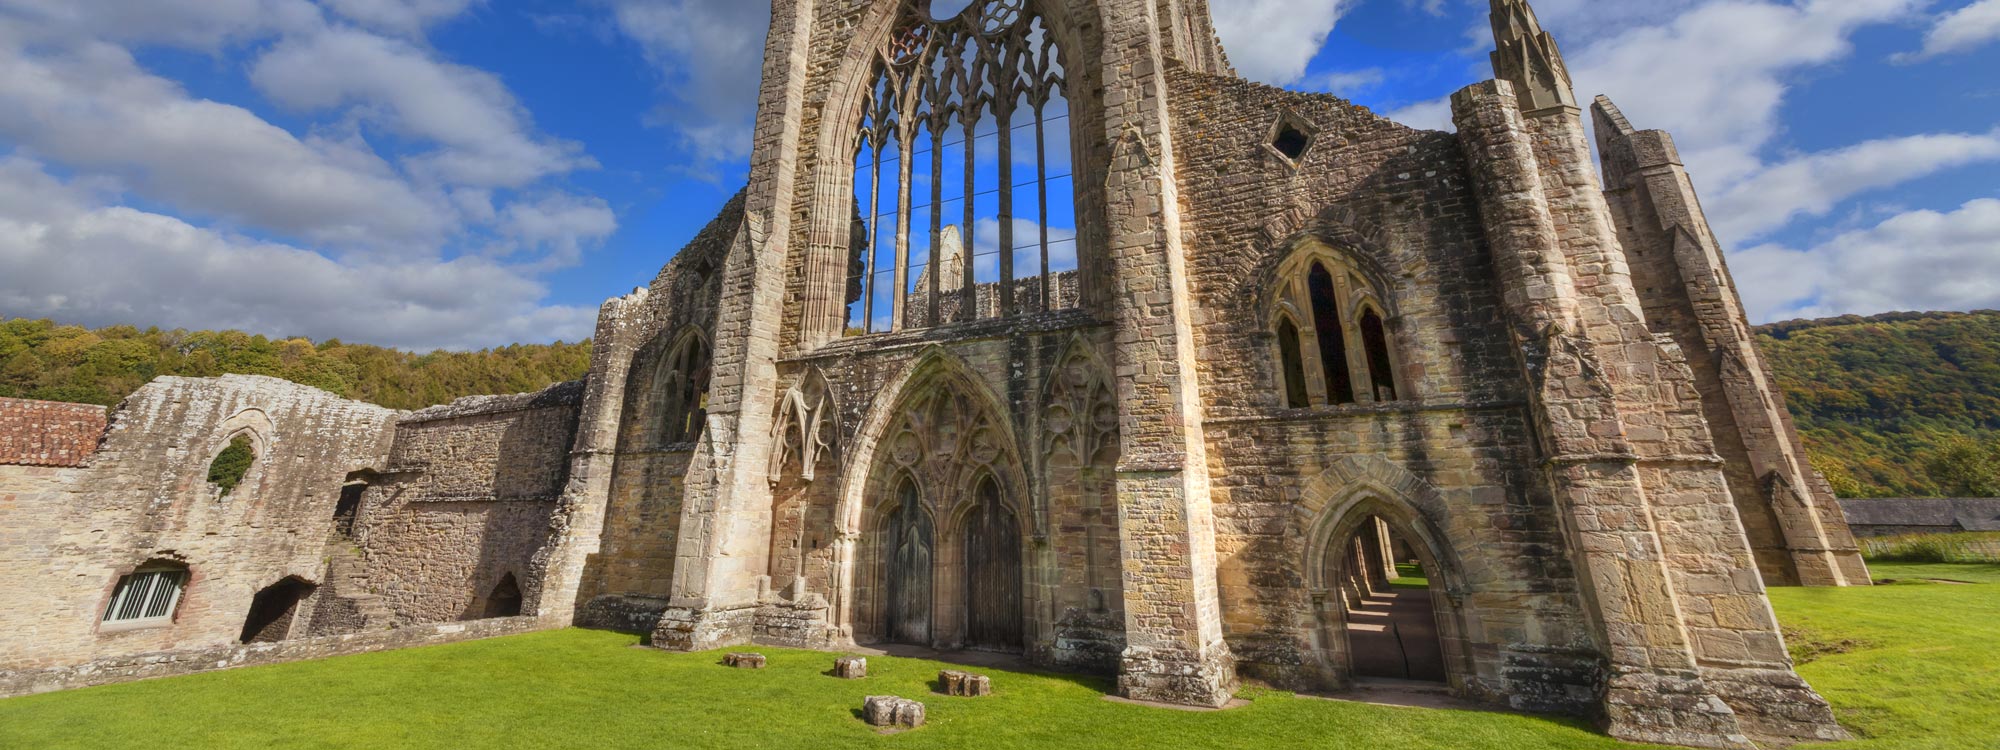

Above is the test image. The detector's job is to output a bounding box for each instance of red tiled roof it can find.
[0,397,109,468]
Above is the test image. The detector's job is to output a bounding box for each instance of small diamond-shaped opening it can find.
[1273,123,1311,161]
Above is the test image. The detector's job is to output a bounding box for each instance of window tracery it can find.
[656,332,711,446]
[1271,250,1403,407]
[847,0,1078,335]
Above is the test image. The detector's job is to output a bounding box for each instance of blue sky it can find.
[0,0,1996,350]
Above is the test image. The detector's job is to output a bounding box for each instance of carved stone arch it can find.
[1040,335,1119,473]
[831,346,1031,646]
[770,365,843,484]
[834,346,1026,537]
[211,408,275,459]
[651,325,713,447]
[1260,236,1403,323]
[1293,456,1474,692]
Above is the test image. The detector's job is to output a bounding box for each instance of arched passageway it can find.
[1332,516,1445,682]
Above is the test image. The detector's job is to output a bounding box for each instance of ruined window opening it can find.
[1272,123,1311,161]
[1360,307,1398,402]
[482,573,523,619]
[1308,264,1356,404]
[240,577,315,644]
[101,562,188,628]
[846,0,1078,335]
[1276,316,1310,408]
[659,334,712,446]
[207,434,256,498]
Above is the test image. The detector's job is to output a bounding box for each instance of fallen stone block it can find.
[724,652,766,669]
[835,656,867,679]
[938,669,992,697]
[863,695,925,729]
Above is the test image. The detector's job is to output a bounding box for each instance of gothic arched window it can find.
[1271,248,1402,407]
[847,0,1078,334]
[657,332,712,445]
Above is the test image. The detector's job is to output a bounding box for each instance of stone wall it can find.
[0,376,397,671]
[357,382,583,626]
[1162,69,1598,707]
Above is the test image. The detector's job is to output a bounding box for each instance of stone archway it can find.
[840,350,1032,652]
[1296,458,1473,692]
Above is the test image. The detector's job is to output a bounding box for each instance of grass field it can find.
[1,564,1994,750]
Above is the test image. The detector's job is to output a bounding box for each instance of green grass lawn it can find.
[0,564,1993,750]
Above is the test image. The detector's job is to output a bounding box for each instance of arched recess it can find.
[767,367,844,600]
[204,409,274,501]
[1040,336,1125,667]
[240,576,317,644]
[1294,457,1474,692]
[835,348,1033,651]
[799,0,1107,345]
[651,326,712,448]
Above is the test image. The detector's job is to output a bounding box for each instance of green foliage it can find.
[0,318,592,411]
[1860,532,2000,564]
[1757,310,2000,498]
[5,578,1999,749]
[206,435,257,496]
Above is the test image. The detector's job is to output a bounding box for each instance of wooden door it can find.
[964,479,1023,651]
[885,481,933,644]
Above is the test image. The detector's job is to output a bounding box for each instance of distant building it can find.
[1840,498,2000,537]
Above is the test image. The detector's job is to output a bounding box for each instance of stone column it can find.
[1096,0,1236,709]
[652,0,817,652]
[525,291,650,623]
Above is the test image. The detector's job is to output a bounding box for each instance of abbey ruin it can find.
[0,2,1871,748]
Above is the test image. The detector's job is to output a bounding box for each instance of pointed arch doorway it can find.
[884,478,934,645]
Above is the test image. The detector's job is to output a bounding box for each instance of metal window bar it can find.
[103,569,187,624]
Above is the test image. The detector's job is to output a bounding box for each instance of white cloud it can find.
[250,26,592,189]
[1304,67,1387,97]
[1211,0,1353,85]
[0,157,595,350]
[0,31,454,249]
[0,0,319,49]
[1708,130,2000,241]
[321,0,481,37]
[1733,198,2000,322]
[496,193,619,268]
[1904,0,2000,59]
[603,0,771,169]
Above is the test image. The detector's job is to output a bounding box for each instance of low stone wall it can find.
[0,617,552,699]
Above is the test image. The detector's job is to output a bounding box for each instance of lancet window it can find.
[1272,251,1403,407]
[656,332,712,446]
[846,0,1079,335]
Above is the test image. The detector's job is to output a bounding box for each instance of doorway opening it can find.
[240,577,316,644]
[1335,515,1445,682]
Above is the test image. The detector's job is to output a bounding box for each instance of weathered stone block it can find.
[862,695,925,729]
[938,670,992,697]
[834,656,866,679]
[724,652,766,669]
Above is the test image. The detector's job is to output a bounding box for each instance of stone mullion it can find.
[959,102,980,322]
[891,120,917,332]
[927,120,946,328]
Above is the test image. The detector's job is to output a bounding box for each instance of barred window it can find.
[102,564,188,628]
[847,0,1079,334]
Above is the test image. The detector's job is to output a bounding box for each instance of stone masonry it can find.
[0,2,1867,748]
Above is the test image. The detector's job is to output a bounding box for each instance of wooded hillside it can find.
[4,311,1996,498]
[0,318,592,412]
[1757,310,2000,498]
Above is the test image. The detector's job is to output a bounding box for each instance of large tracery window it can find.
[1271,251,1403,408]
[847,0,1079,335]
